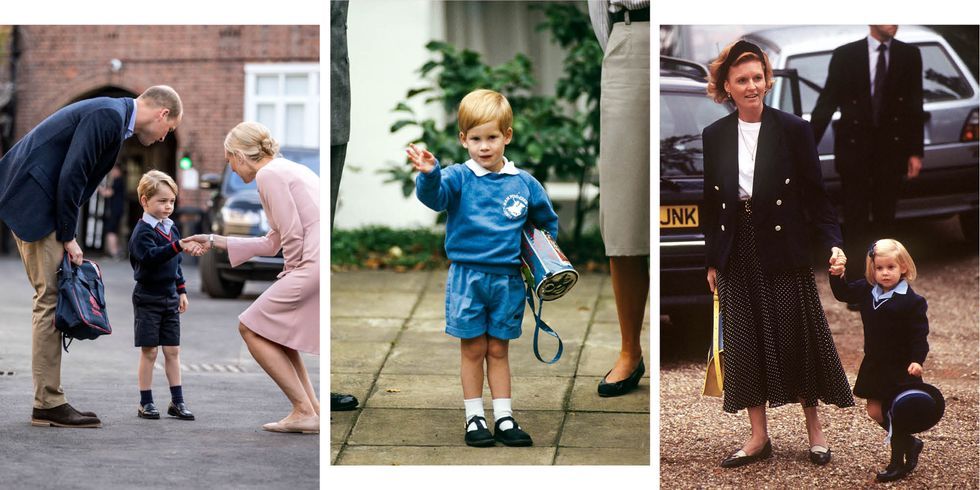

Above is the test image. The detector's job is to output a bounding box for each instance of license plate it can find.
[660,205,699,228]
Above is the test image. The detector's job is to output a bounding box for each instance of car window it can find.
[780,51,833,114]
[780,42,974,113]
[661,91,731,177]
[223,149,320,194]
[919,42,974,101]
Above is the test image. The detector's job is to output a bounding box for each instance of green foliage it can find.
[331,227,447,270]
[383,2,603,247]
[330,226,609,271]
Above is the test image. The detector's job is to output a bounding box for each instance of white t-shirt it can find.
[737,119,761,199]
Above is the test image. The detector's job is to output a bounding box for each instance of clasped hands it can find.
[179,234,213,256]
[828,247,847,276]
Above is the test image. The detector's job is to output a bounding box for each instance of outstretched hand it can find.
[406,143,436,174]
[180,237,209,256]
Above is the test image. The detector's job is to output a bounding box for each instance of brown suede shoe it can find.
[31,403,102,428]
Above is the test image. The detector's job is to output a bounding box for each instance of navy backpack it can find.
[55,253,112,351]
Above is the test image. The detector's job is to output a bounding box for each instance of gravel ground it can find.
[660,217,979,489]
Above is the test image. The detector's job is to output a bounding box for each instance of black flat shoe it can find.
[168,402,195,420]
[904,437,924,472]
[493,416,532,447]
[809,445,832,465]
[597,358,645,397]
[720,439,772,468]
[464,415,494,448]
[876,462,908,482]
[138,402,160,419]
[330,392,359,412]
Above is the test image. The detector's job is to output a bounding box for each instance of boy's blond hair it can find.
[137,170,178,203]
[457,89,512,135]
[865,238,917,285]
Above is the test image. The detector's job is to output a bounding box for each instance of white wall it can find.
[334,0,446,230]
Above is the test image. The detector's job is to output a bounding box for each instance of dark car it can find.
[198,147,319,298]
[660,57,804,329]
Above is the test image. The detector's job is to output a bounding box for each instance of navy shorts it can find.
[133,286,181,347]
[445,263,526,340]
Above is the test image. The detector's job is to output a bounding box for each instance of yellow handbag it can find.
[702,292,724,397]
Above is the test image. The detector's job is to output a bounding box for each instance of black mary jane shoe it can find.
[137,402,160,420]
[809,445,832,465]
[168,402,195,420]
[330,392,359,412]
[876,462,908,483]
[464,415,495,448]
[493,416,533,447]
[904,437,924,473]
[597,358,645,398]
[720,439,772,468]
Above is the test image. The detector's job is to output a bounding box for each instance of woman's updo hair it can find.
[224,122,281,163]
[706,39,775,104]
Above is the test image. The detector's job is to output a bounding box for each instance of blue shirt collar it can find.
[125,98,137,139]
[464,156,519,177]
[872,279,908,302]
[142,212,174,235]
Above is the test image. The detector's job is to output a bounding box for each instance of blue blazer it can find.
[0,97,133,242]
[702,106,843,273]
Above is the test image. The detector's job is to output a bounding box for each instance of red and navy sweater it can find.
[128,219,186,295]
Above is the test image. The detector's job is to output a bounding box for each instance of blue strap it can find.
[526,281,563,364]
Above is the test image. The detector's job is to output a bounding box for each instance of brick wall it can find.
[11,25,319,208]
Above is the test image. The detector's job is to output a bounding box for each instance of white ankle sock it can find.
[464,398,485,432]
[493,398,514,430]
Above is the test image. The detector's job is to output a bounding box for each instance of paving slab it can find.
[336,445,557,465]
[555,447,650,465]
[330,373,375,408]
[366,374,571,410]
[559,412,650,449]
[330,409,359,444]
[330,270,431,293]
[331,291,419,319]
[330,317,403,342]
[331,341,392,375]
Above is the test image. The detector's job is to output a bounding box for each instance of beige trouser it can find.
[14,231,67,409]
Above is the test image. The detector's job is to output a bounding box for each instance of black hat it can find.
[887,381,945,435]
[718,40,767,83]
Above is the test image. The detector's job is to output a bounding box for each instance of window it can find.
[244,63,320,148]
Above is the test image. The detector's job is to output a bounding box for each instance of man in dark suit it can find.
[810,25,924,281]
[0,85,182,427]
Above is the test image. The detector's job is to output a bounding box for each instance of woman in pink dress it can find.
[189,122,319,433]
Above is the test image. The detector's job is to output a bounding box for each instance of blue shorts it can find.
[445,263,526,340]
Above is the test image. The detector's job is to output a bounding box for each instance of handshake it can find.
[178,234,218,257]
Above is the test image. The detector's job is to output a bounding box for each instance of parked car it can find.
[199,147,319,298]
[745,25,980,241]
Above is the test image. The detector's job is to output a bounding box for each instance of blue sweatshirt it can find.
[128,218,186,295]
[416,158,560,275]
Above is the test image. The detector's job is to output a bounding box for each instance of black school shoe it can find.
[137,402,160,420]
[904,436,924,473]
[464,415,494,447]
[331,392,359,412]
[168,402,195,420]
[493,416,533,447]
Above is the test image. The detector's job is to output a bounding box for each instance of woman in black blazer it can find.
[701,40,855,468]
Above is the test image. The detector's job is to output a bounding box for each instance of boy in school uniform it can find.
[406,89,560,447]
[129,170,203,420]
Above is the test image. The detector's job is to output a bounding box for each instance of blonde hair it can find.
[706,41,775,104]
[137,170,178,202]
[865,238,918,285]
[136,85,183,119]
[457,89,513,135]
[224,122,281,163]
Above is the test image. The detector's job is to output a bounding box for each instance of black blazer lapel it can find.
[750,106,782,222]
[720,112,739,204]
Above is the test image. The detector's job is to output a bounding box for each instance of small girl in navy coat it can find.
[129,170,204,421]
[829,238,929,481]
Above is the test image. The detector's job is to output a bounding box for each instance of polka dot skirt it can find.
[716,202,854,414]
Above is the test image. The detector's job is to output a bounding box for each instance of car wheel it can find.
[200,250,245,298]
[959,210,979,244]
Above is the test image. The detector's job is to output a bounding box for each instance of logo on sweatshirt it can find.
[502,194,528,220]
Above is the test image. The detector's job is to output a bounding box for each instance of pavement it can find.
[0,256,318,489]
[330,269,651,465]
